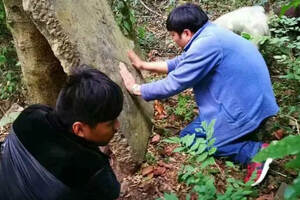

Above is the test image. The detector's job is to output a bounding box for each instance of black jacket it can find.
[12,104,120,199]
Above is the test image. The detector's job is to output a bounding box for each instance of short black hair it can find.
[166,3,208,35]
[55,64,123,129]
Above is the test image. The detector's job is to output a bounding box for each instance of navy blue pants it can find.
[180,118,263,165]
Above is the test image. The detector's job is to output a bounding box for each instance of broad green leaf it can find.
[123,21,131,32]
[186,176,197,185]
[208,147,217,155]
[242,190,253,195]
[183,165,195,174]
[188,138,201,152]
[284,173,300,200]
[181,134,195,147]
[196,152,208,163]
[285,154,300,169]
[253,135,300,162]
[0,54,6,64]
[201,157,215,168]
[201,121,208,131]
[163,137,180,144]
[173,147,185,153]
[163,193,179,200]
[241,32,252,40]
[186,194,191,200]
[206,119,216,139]
[225,161,235,168]
[196,143,207,155]
[195,127,202,132]
[197,138,206,144]
[207,138,216,147]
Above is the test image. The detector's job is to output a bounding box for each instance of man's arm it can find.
[128,50,168,73]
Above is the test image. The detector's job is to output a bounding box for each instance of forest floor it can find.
[0,0,299,199]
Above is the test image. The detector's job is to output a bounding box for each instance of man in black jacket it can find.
[0,65,123,200]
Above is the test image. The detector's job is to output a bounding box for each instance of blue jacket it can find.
[140,22,279,146]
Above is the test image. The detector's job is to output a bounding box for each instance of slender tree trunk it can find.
[3,0,66,106]
[3,0,153,179]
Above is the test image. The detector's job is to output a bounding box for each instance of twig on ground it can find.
[270,169,287,178]
[215,162,226,180]
[283,115,300,135]
[0,106,5,116]
[139,0,162,17]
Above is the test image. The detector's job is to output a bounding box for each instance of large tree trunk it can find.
[3,0,153,179]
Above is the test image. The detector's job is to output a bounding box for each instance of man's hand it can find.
[128,50,168,73]
[119,62,141,95]
[128,50,144,70]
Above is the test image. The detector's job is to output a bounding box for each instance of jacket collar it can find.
[184,21,211,51]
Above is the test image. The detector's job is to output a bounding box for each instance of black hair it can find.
[166,3,208,35]
[55,64,123,129]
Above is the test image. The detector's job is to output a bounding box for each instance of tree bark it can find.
[3,0,153,179]
[3,0,66,106]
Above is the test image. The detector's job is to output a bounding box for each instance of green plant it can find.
[254,135,300,200]
[0,1,21,100]
[157,192,178,200]
[136,26,158,51]
[0,43,21,100]
[110,0,159,53]
[0,1,9,36]
[145,151,157,165]
[161,120,254,200]
[248,14,300,135]
[280,0,300,16]
[173,94,195,122]
[111,0,136,39]
[257,15,300,81]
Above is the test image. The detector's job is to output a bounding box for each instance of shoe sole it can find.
[251,158,273,186]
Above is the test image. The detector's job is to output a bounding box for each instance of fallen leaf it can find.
[273,129,284,140]
[169,114,177,122]
[154,100,167,119]
[191,193,198,200]
[216,180,226,193]
[256,193,274,200]
[151,134,160,144]
[141,166,154,176]
[158,160,172,169]
[153,167,166,176]
[164,145,176,156]
[146,172,154,180]
[283,89,294,96]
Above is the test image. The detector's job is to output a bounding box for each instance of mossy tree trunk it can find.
[3,0,153,179]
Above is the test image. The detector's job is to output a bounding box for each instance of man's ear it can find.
[72,122,87,138]
[182,29,193,38]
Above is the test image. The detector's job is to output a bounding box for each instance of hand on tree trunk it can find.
[128,50,144,70]
[119,62,141,96]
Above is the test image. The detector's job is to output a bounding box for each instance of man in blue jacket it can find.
[120,3,278,186]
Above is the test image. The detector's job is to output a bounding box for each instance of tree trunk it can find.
[3,0,66,106]
[3,0,153,179]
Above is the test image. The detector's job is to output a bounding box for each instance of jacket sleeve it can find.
[84,162,120,200]
[141,35,223,101]
[166,54,184,73]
